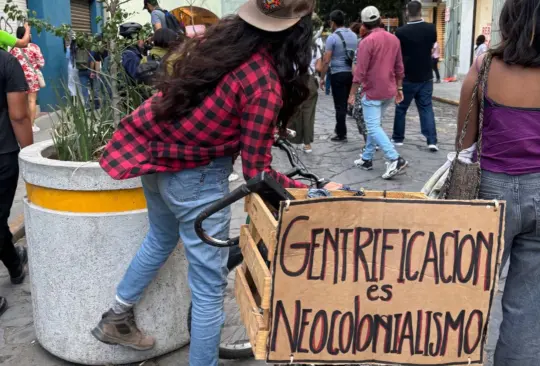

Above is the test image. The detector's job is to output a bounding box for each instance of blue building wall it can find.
[90,0,103,34]
[29,0,104,112]
[28,0,70,111]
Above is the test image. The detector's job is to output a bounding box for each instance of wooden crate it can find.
[237,189,428,360]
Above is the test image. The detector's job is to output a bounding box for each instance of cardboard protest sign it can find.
[268,198,504,365]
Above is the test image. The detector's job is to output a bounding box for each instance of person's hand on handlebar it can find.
[323,182,343,190]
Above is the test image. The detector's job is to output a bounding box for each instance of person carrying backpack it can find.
[136,28,179,86]
[143,0,186,35]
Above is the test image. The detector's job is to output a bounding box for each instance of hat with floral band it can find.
[238,0,315,32]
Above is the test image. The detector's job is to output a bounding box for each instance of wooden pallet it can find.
[236,189,427,360]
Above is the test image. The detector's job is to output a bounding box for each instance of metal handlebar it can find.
[195,130,329,247]
[194,185,252,247]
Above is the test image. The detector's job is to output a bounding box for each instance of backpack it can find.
[136,54,162,85]
[158,9,186,35]
[335,31,355,67]
[75,49,89,70]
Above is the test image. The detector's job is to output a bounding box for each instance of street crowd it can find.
[0,0,539,366]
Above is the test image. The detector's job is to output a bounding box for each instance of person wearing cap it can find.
[349,6,409,180]
[392,0,438,152]
[319,10,358,142]
[91,1,341,364]
[143,0,165,31]
[119,23,145,81]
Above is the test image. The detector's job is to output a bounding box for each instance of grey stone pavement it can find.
[433,81,462,105]
[1,91,459,366]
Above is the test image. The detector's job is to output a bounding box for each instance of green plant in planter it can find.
[50,84,113,162]
[4,0,153,162]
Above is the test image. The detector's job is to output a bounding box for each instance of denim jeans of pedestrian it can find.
[325,71,332,95]
[116,157,232,366]
[361,96,399,162]
[330,71,353,138]
[393,80,437,145]
[78,70,92,107]
[478,171,540,366]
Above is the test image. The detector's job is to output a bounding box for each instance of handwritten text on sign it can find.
[268,198,504,365]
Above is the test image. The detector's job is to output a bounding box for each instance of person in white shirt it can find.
[475,35,489,59]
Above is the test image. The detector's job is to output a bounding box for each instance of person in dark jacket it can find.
[119,23,145,81]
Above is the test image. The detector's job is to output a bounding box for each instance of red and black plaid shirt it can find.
[100,51,307,189]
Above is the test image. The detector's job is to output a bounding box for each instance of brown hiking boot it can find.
[91,309,155,351]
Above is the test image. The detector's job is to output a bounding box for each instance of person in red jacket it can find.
[92,1,340,365]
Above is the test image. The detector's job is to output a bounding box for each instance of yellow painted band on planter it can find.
[26,183,147,213]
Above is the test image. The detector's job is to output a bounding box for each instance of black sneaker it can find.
[354,158,373,170]
[0,297,7,317]
[10,247,28,285]
[331,135,348,142]
[382,157,408,180]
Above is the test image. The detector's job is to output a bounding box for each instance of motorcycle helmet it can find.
[119,22,143,39]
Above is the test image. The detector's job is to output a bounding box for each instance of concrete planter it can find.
[19,140,191,365]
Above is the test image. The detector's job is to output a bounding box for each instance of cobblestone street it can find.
[0,91,458,366]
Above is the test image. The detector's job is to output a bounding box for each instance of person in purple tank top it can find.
[456,1,540,365]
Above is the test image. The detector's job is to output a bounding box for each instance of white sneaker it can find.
[32,125,40,133]
[428,144,439,152]
[382,157,408,180]
[391,139,404,147]
[228,173,239,182]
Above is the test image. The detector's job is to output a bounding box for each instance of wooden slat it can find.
[245,194,278,261]
[286,189,427,200]
[240,225,272,310]
[365,191,427,199]
[235,266,269,360]
[246,222,272,329]
[248,220,262,245]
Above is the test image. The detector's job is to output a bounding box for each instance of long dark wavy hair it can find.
[492,0,540,66]
[155,15,313,127]
[475,35,486,49]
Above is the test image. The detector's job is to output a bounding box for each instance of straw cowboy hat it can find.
[238,0,315,32]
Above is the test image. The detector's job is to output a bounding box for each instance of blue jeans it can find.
[361,96,399,161]
[478,171,540,366]
[393,80,437,145]
[78,70,91,106]
[116,157,232,366]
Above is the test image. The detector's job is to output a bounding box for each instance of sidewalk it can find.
[1,93,459,366]
[433,81,462,106]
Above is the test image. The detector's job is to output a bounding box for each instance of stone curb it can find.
[433,96,459,106]
[9,213,25,243]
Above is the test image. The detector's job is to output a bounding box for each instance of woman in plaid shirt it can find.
[92,1,339,364]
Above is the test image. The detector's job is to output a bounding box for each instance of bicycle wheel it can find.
[187,244,253,360]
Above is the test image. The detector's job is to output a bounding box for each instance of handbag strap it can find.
[456,52,493,162]
[335,31,351,54]
[20,49,38,75]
